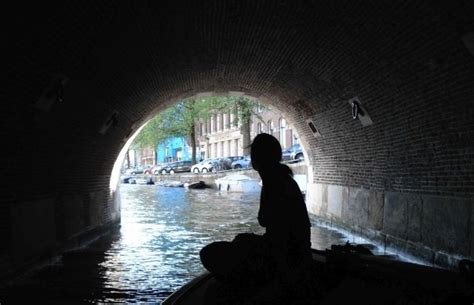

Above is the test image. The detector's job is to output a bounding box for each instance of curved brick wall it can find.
[2,1,474,275]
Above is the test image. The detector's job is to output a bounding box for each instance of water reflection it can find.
[101,184,358,303]
[2,184,355,304]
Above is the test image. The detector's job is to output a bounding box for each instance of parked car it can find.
[290,144,304,161]
[125,166,146,175]
[143,165,154,174]
[191,158,218,173]
[282,144,304,162]
[161,160,193,174]
[215,157,232,170]
[227,156,245,163]
[231,155,251,169]
[151,163,167,175]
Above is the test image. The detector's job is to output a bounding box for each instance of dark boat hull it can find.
[162,249,473,305]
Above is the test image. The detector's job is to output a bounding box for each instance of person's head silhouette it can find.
[250,133,282,172]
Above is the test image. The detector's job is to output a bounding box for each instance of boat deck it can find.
[163,250,473,304]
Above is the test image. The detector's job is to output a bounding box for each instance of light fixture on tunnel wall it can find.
[351,100,362,119]
[306,119,321,138]
[34,74,68,112]
[99,110,119,135]
[348,97,373,127]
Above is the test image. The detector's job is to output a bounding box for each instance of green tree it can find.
[234,97,262,155]
[132,99,215,164]
[132,96,266,164]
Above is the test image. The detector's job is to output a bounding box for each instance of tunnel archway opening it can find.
[109,93,312,194]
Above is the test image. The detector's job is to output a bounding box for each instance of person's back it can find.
[258,164,311,268]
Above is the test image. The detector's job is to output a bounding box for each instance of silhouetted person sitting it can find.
[200,134,312,289]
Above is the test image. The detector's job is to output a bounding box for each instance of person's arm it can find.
[258,186,268,227]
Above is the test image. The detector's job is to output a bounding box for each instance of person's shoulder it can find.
[286,175,304,194]
[283,173,297,184]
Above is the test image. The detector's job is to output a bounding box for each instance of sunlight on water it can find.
[89,184,352,303]
[92,185,267,303]
[2,184,354,304]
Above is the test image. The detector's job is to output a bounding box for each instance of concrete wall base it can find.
[307,183,474,269]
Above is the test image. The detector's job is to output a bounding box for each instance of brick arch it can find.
[3,1,474,274]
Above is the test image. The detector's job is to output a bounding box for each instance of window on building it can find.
[213,114,217,133]
[267,120,273,134]
[211,114,217,133]
[257,101,263,113]
[219,113,224,131]
[225,112,231,129]
[257,122,262,134]
[234,139,239,155]
[279,118,287,147]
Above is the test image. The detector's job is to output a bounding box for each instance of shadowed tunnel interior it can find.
[2,0,474,284]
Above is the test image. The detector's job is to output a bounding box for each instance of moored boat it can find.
[162,246,473,305]
[214,174,261,192]
[184,181,209,189]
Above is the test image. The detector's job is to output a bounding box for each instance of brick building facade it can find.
[196,102,299,159]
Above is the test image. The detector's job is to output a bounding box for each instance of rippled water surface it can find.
[3,184,355,304]
[105,184,268,303]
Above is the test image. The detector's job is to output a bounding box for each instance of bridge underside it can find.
[2,1,474,276]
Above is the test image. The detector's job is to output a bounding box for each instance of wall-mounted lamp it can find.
[306,119,321,138]
[351,100,362,119]
[348,97,373,126]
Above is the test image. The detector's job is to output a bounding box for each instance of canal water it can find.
[2,184,375,304]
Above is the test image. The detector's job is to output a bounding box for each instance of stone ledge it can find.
[306,183,474,269]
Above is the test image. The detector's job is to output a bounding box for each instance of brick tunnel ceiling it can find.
[5,1,474,199]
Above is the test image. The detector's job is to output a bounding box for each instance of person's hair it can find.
[250,133,293,176]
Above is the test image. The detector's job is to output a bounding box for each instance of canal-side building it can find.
[133,103,299,165]
[196,103,300,159]
[137,147,155,166]
[155,136,192,163]
[133,136,193,167]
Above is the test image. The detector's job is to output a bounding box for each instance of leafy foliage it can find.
[131,96,267,162]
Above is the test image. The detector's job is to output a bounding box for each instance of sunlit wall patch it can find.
[110,123,147,192]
